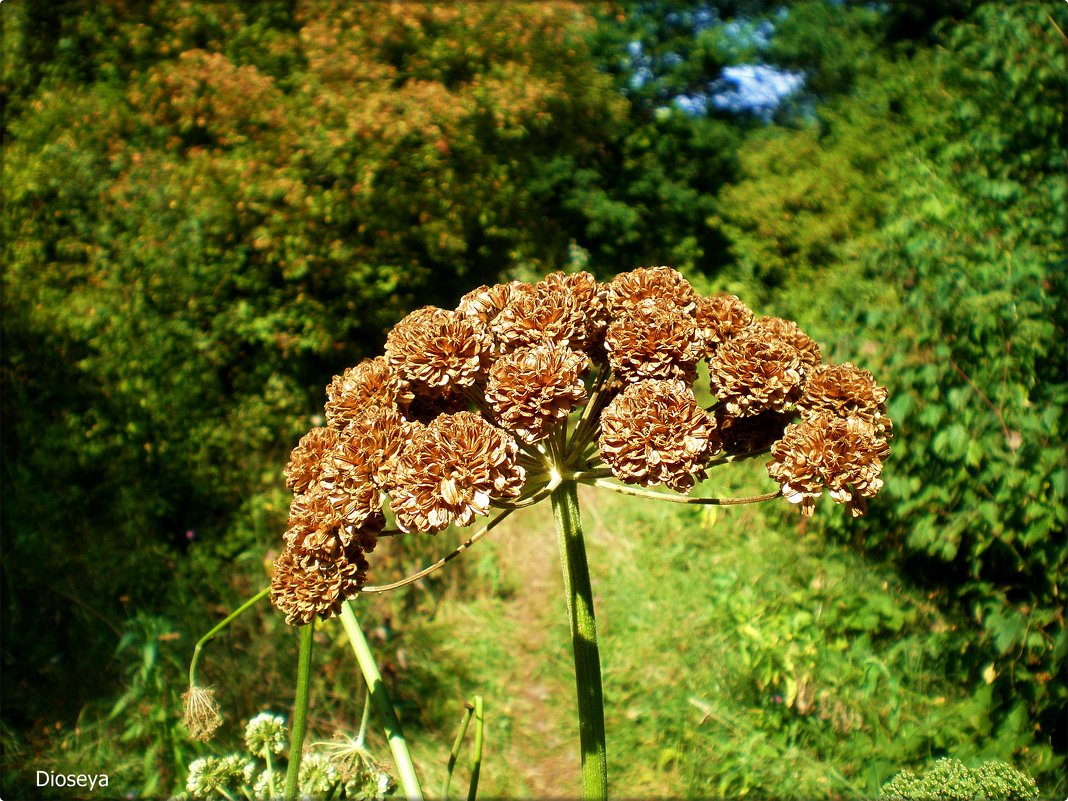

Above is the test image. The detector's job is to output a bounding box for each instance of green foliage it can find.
[107,614,198,798]
[714,2,1065,789]
[834,2,1066,757]
[0,0,625,732]
[880,758,1039,801]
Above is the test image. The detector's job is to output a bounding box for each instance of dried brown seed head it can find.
[325,357,399,430]
[286,489,380,557]
[799,362,893,439]
[605,299,701,384]
[283,427,339,495]
[390,411,525,533]
[340,407,415,491]
[708,329,806,416]
[767,414,891,517]
[270,541,369,625]
[751,316,822,372]
[182,686,222,742]
[317,436,386,529]
[605,266,698,316]
[385,306,492,393]
[486,344,589,443]
[599,379,719,492]
[542,271,609,351]
[490,271,601,354]
[695,294,754,358]
[456,281,532,324]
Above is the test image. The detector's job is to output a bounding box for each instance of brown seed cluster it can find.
[768,415,892,518]
[486,344,589,443]
[391,412,525,533]
[270,266,891,623]
[599,380,718,492]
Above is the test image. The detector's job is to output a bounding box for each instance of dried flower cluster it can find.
[271,266,891,623]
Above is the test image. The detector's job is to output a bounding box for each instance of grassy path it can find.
[492,499,578,798]
[399,476,990,799]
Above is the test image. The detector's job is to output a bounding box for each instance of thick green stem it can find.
[283,622,315,801]
[340,602,425,801]
[551,480,608,800]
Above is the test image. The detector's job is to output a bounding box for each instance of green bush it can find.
[0,0,625,731]
[829,4,1066,764]
[709,3,1065,788]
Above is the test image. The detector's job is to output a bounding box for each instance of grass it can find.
[349,461,1010,799]
[5,464,1045,799]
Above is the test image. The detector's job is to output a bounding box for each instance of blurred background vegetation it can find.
[1,1,1064,798]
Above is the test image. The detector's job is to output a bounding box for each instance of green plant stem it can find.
[467,695,484,801]
[340,602,425,801]
[551,480,608,801]
[587,479,781,505]
[442,702,474,800]
[265,752,276,799]
[356,687,372,746]
[358,510,512,594]
[188,586,269,687]
[283,622,315,801]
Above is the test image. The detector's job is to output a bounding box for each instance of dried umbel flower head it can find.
[270,264,891,625]
[270,541,370,625]
[708,329,806,416]
[283,427,338,495]
[767,414,891,518]
[182,685,223,742]
[486,344,589,443]
[390,412,525,533]
[325,357,398,430]
[695,293,754,358]
[599,379,719,492]
[751,316,822,372]
[286,490,379,556]
[341,406,414,491]
[605,265,698,316]
[605,299,700,383]
[799,362,893,439]
[542,270,609,350]
[385,306,492,393]
[490,271,602,354]
[318,442,385,530]
[456,280,531,324]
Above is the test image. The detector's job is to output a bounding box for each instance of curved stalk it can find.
[188,586,269,687]
[283,622,315,801]
[358,510,512,594]
[339,603,425,801]
[491,486,552,510]
[551,480,608,800]
[467,695,484,801]
[586,479,781,505]
[442,701,474,800]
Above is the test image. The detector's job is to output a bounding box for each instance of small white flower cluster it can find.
[298,752,340,797]
[244,711,287,758]
[185,754,255,799]
[179,711,397,801]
